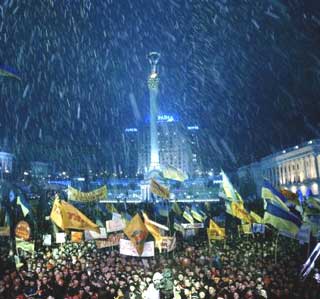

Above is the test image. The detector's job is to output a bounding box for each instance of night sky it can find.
[0,0,320,174]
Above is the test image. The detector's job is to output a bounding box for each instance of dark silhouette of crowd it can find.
[0,234,319,299]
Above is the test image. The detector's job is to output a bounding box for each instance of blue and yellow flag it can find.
[220,170,242,203]
[261,180,289,212]
[173,218,184,233]
[250,211,263,223]
[163,165,188,182]
[182,207,194,224]
[0,65,21,80]
[307,197,320,212]
[171,201,182,216]
[17,196,31,217]
[191,204,206,222]
[280,189,300,206]
[263,199,301,235]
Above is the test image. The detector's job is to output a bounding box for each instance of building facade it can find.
[237,139,320,195]
[123,128,139,177]
[133,114,202,177]
[30,161,50,178]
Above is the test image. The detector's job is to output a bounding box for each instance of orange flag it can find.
[123,213,148,255]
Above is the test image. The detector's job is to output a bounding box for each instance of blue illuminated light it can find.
[157,114,175,122]
[145,113,179,123]
[125,128,138,132]
[187,125,199,130]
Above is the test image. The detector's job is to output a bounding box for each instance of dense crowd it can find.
[0,234,319,299]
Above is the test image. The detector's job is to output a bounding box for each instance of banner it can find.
[106,219,125,233]
[43,234,52,246]
[0,226,10,236]
[56,232,66,244]
[71,231,83,243]
[15,238,34,253]
[112,213,122,220]
[182,223,204,229]
[84,228,107,240]
[95,232,124,249]
[150,179,170,199]
[68,185,107,202]
[160,235,176,252]
[50,198,99,233]
[15,221,31,241]
[119,239,154,257]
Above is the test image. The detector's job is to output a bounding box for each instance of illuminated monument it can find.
[147,52,161,170]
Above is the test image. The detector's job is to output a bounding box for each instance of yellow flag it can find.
[142,212,167,252]
[106,203,119,214]
[71,231,83,243]
[50,198,65,230]
[231,202,252,223]
[124,214,148,255]
[163,165,188,182]
[150,179,170,199]
[50,198,99,233]
[240,224,252,234]
[207,219,225,240]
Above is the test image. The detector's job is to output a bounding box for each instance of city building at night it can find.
[30,161,50,179]
[136,114,202,178]
[238,139,320,195]
[0,151,14,176]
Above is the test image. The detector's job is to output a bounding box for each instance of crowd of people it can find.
[0,233,319,299]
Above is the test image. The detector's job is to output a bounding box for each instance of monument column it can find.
[147,52,161,170]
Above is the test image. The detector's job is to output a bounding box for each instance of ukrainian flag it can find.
[171,201,182,216]
[0,65,21,80]
[16,196,31,217]
[263,200,301,235]
[191,205,206,222]
[163,165,188,182]
[250,211,263,223]
[307,197,320,212]
[261,180,289,212]
[183,207,194,224]
[221,170,239,202]
[174,218,184,233]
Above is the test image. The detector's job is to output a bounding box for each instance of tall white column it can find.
[147,52,161,170]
